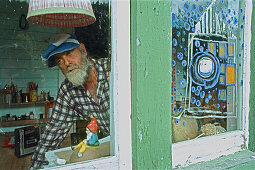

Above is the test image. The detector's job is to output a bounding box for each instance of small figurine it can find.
[74,118,100,157]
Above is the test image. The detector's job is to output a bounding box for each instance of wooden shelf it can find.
[0,100,54,107]
[0,100,54,126]
[0,119,49,127]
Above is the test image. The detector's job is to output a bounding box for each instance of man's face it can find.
[54,45,92,87]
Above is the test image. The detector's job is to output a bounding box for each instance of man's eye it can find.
[66,51,72,55]
[55,58,63,65]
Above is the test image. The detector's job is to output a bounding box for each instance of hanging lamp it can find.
[27,0,96,27]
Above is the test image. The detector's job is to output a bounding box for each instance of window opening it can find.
[45,0,112,168]
[171,0,246,143]
[0,0,112,169]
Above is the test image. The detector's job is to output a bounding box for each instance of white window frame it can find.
[172,0,252,168]
[47,0,132,169]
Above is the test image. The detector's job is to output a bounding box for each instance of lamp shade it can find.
[27,0,96,27]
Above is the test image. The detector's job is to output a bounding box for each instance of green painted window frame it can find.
[130,0,172,169]
[249,0,255,152]
[131,0,255,169]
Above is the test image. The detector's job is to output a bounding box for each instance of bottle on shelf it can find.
[47,91,50,101]
[6,85,11,104]
[48,103,53,118]
[29,112,35,119]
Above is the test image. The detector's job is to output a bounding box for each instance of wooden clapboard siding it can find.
[0,0,61,121]
[0,68,58,79]
[0,59,58,69]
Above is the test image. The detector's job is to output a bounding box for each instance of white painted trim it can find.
[111,0,132,169]
[243,0,252,149]
[172,130,245,168]
[46,156,119,169]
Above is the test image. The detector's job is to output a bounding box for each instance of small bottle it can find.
[40,91,44,101]
[17,90,21,103]
[12,115,16,121]
[6,85,11,104]
[47,91,50,101]
[19,90,23,103]
[29,112,34,119]
[6,114,10,121]
[25,95,28,103]
[48,103,53,118]
[26,113,30,120]
[6,93,11,104]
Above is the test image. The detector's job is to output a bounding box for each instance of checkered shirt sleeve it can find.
[29,83,76,169]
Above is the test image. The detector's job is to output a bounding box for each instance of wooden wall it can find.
[0,0,61,125]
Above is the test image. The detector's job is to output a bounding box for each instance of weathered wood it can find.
[131,0,172,169]
[249,0,255,151]
[173,131,245,168]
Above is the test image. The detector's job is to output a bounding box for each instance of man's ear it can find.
[79,43,87,55]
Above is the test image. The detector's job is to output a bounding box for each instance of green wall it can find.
[0,0,60,129]
[249,0,255,151]
[131,0,172,169]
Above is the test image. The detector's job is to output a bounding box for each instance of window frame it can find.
[172,0,252,168]
[46,0,253,169]
[46,0,132,169]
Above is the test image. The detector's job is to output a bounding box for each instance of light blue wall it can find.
[0,0,61,130]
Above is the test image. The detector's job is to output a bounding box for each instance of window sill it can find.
[172,130,246,168]
[45,156,119,170]
[177,150,255,170]
[44,136,119,170]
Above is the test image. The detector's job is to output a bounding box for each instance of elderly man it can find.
[30,33,110,169]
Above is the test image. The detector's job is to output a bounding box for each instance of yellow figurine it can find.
[74,118,100,157]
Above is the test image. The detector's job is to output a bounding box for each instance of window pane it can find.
[171,0,245,143]
[0,0,111,169]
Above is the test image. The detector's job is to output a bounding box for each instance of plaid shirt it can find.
[30,58,110,169]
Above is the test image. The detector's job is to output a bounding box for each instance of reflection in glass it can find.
[0,0,111,169]
[171,0,245,143]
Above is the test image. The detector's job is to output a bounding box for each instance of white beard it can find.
[65,54,92,87]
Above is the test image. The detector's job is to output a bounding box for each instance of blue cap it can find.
[42,34,80,67]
